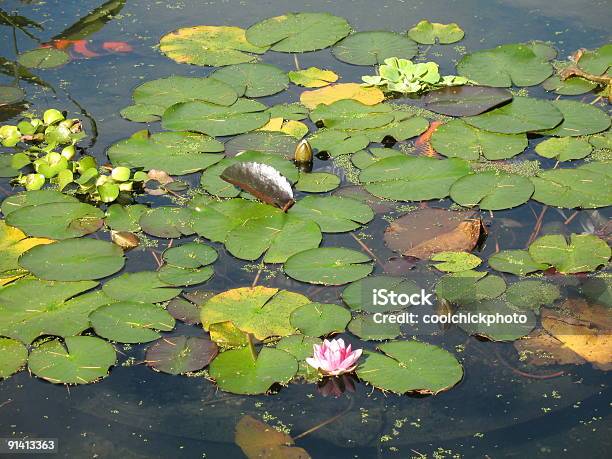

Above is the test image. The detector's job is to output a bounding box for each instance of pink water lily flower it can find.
[306,338,362,376]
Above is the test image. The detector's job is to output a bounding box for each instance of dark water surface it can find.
[0,0,611,458]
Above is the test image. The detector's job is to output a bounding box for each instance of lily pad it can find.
[288,67,338,87]
[360,155,470,201]
[0,220,53,285]
[0,278,109,343]
[420,86,512,117]
[362,112,429,143]
[1,190,77,216]
[159,25,268,66]
[457,43,553,87]
[276,334,322,381]
[530,164,612,208]
[539,100,610,137]
[290,302,351,337]
[295,172,340,192]
[246,12,350,53]
[17,48,70,69]
[224,131,298,159]
[191,198,321,263]
[308,129,370,157]
[528,233,610,274]
[332,31,418,65]
[430,119,527,160]
[19,238,124,281]
[108,131,224,175]
[347,314,401,341]
[458,299,536,341]
[139,207,194,238]
[166,295,206,324]
[6,201,104,239]
[488,250,550,276]
[356,340,463,394]
[0,337,28,379]
[449,172,534,210]
[577,44,612,75]
[535,137,593,161]
[105,204,148,232]
[542,76,598,95]
[288,196,373,233]
[209,346,298,394]
[300,83,385,109]
[28,336,115,384]
[0,85,25,106]
[162,242,218,268]
[211,63,289,97]
[435,270,506,303]
[157,265,214,287]
[506,280,560,310]
[162,98,270,137]
[310,99,394,130]
[464,97,563,134]
[146,336,218,375]
[90,301,175,343]
[407,20,464,44]
[342,275,421,313]
[431,251,482,272]
[284,247,373,285]
[102,271,181,303]
[351,148,403,169]
[201,286,310,340]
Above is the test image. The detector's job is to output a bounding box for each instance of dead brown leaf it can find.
[235,415,310,459]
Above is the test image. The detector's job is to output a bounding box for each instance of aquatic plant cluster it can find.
[0,13,610,400]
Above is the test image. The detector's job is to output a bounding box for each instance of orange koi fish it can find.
[40,39,133,59]
[414,120,443,158]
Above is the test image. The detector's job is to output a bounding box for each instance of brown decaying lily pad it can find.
[384,208,485,259]
[145,336,218,375]
[235,415,311,459]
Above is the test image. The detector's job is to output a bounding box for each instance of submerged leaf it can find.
[235,415,311,459]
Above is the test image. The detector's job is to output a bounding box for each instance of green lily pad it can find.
[295,172,340,192]
[108,131,224,175]
[530,164,612,208]
[347,314,401,341]
[199,151,298,198]
[535,137,593,161]
[332,31,418,65]
[102,271,181,303]
[430,119,527,160]
[488,250,550,276]
[139,207,195,238]
[19,238,124,281]
[119,104,162,123]
[457,43,553,87]
[577,44,612,75]
[0,154,21,178]
[145,336,218,375]
[288,67,338,88]
[0,278,109,344]
[290,302,351,337]
[310,100,394,130]
[105,204,148,232]
[209,346,298,394]
[17,48,70,69]
[201,286,309,340]
[267,103,310,121]
[342,275,421,313]
[351,148,404,169]
[360,155,471,201]
[362,112,429,143]
[28,336,116,384]
[542,76,598,95]
[589,132,612,150]
[449,172,534,210]
[162,242,218,268]
[166,295,207,324]
[284,247,373,285]
[90,302,175,343]
[6,201,104,239]
[211,63,288,97]
[528,233,610,274]
[505,280,560,310]
[224,131,298,159]
[276,334,322,381]
[0,85,25,106]
[308,129,370,157]
[0,337,28,379]
[356,340,463,394]
[246,12,350,53]
[1,190,77,216]
[435,270,506,303]
[159,25,268,66]
[431,251,482,272]
[157,265,214,287]
[458,299,536,341]
[191,198,321,263]
[464,97,563,134]
[420,86,513,117]
[162,98,270,137]
[539,100,610,137]
[407,20,464,44]
[288,196,373,233]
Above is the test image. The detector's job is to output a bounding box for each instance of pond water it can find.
[0,0,610,458]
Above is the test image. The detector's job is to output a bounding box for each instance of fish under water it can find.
[414,120,443,157]
[40,39,133,59]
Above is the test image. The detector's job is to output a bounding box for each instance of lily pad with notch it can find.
[348,314,401,341]
[139,206,195,238]
[528,233,610,274]
[488,249,550,276]
[284,247,373,285]
[290,302,351,337]
[538,99,610,137]
[449,171,534,210]
[288,67,338,87]
[224,131,298,159]
[308,129,370,157]
[407,20,464,44]
[0,338,28,379]
[295,172,340,192]
[535,137,593,161]
[211,63,289,97]
[435,270,506,304]
[506,280,560,310]
[102,271,181,303]
[288,196,373,233]
[332,31,418,65]
[145,336,218,374]
[419,86,512,117]
[342,275,422,313]
[458,299,536,341]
